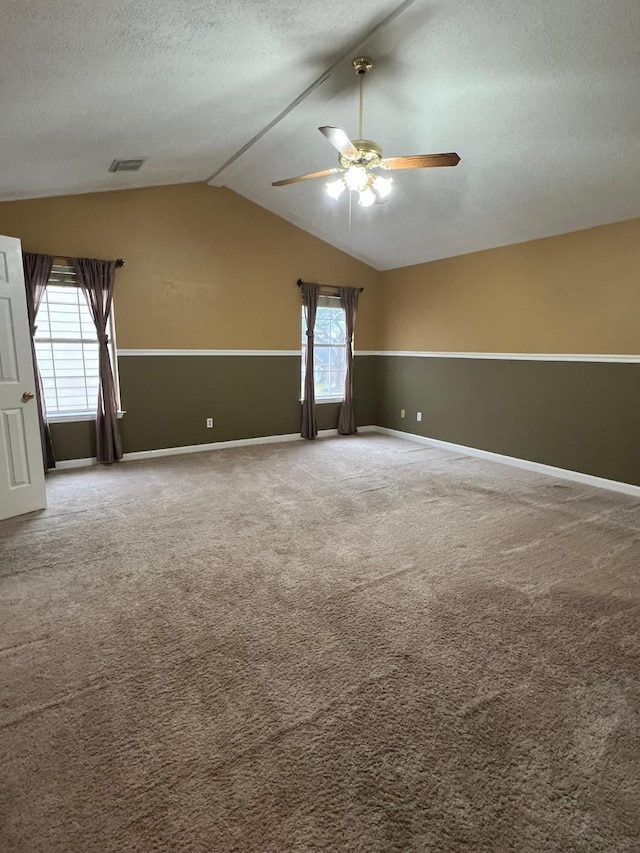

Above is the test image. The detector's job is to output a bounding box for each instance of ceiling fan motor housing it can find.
[339,139,382,169]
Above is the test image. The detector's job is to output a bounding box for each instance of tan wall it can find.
[378,219,640,354]
[0,183,380,350]
[2,183,638,355]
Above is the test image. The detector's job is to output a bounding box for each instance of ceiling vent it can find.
[108,158,147,173]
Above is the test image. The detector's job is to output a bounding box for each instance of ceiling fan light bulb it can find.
[372,174,393,199]
[344,165,368,192]
[358,186,376,207]
[326,178,346,200]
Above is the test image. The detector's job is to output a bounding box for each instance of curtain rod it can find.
[54,255,125,268]
[297,278,363,292]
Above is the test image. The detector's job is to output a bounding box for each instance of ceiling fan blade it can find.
[318,126,359,159]
[381,153,461,170]
[272,168,342,187]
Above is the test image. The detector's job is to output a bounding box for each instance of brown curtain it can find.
[72,258,122,464]
[22,252,56,471]
[338,286,360,435]
[301,280,320,439]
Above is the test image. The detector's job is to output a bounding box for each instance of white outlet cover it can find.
[417,412,422,422]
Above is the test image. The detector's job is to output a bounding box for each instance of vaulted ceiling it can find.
[2,0,639,269]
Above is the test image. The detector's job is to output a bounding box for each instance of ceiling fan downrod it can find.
[352,56,373,140]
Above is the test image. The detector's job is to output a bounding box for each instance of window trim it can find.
[298,395,344,405]
[47,410,126,424]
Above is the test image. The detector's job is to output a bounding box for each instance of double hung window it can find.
[34,264,119,421]
[301,295,347,402]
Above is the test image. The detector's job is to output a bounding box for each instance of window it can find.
[301,295,347,402]
[34,264,119,421]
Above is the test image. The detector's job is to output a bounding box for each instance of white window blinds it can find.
[34,264,116,418]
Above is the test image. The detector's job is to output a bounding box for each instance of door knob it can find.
[21,391,35,402]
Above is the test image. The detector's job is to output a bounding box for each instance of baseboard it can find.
[50,425,637,497]
[51,426,377,470]
[373,426,640,498]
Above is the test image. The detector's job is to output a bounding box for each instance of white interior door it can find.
[0,234,47,521]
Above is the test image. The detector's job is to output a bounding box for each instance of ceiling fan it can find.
[272,56,460,207]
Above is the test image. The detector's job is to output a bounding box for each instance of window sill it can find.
[48,411,126,424]
[299,397,344,405]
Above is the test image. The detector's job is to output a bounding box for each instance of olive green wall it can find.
[376,357,640,486]
[52,355,378,461]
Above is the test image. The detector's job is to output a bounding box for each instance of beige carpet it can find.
[1,434,639,852]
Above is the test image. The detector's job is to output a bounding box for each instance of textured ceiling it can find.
[2,0,639,269]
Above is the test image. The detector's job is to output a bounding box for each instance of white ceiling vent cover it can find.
[108,158,147,172]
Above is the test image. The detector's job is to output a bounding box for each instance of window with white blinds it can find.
[34,264,119,419]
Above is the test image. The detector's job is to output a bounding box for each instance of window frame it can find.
[301,294,348,404]
[34,265,122,423]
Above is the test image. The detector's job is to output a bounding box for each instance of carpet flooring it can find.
[1,434,639,852]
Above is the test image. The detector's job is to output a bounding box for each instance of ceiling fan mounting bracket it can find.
[352,56,373,76]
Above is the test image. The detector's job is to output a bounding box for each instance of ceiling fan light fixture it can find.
[326,178,346,200]
[344,165,368,192]
[358,185,376,208]
[371,174,393,199]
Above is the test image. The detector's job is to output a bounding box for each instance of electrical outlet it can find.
[416,412,422,422]
[400,409,405,418]
[206,417,214,428]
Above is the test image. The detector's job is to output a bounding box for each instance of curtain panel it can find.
[300,280,320,439]
[72,258,123,464]
[22,252,56,471]
[338,286,360,435]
